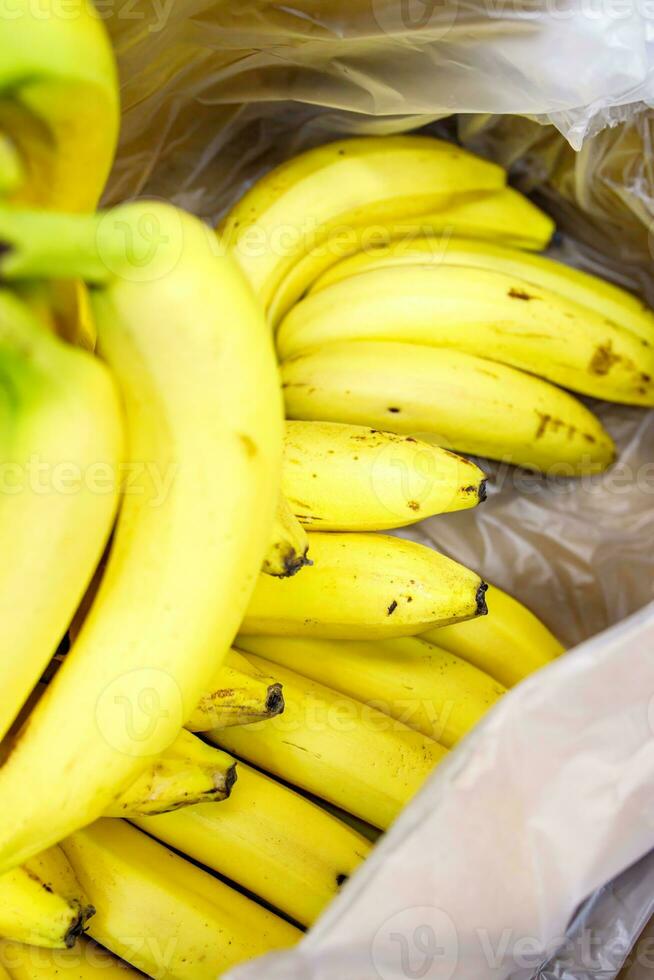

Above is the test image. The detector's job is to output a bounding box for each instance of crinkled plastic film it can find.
[102,3,654,976]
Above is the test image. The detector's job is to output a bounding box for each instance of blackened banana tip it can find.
[476,582,489,616]
[266,682,285,717]
[224,762,238,797]
[478,479,488,503]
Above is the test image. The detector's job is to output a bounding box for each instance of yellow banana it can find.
[282,340,616,473]
[221,135,505,309]
[0,0,119,210]
[241,530,487,639]
[422,584,564,687]
[282,419,486,530]
[212,653,448,830]
[0,203,283,872]
[278,264,654,405]
[262,493,311,577]
[187,648,285,731]
[237,634,505,748]
[48,640,284,735]
[267,185,553,326]
[104,731,236,817]
[312,235,654,343]
[0,289,122,745]
[0,939,141,978]
[61,820,300,979]
[134,760,371,927]
[0,846,93,949]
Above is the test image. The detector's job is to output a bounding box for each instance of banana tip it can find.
[65,904,96,947]
[281,549,313,578]
[224,761,238,797]
[478,480,488,503]
[266,682,285,717]
[476,582,489,616]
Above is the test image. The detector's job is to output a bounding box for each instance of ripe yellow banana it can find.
[212,653,448,830]
[282,340,616,473]
[282,419,486,530]
[267,186,553,326]
[279,265,654,405]
[262,493,311,576]
[241,530,487,639]
[104,731,236,817]
[312,235,654,343]
[237,634,505,748]
[422,584,564,687]
[0,289,122,745]
[134,760,371,927]
[61,820,300,979]
[0,0,119,210]
[221,135,505,309]
[0,203,283,872]
[49,640,283,735]
[187,648,285,731]
[0,846,93,949]
[0,939,141,979]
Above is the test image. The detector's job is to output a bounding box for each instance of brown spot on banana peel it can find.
[407,500,420,511]
[238,433,258,457]
[508,287,536,301]
[589,342,621,376]
[387,600,398,615]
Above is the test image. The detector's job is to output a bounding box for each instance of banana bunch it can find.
[0,203,283,872]
[222,135,654,473]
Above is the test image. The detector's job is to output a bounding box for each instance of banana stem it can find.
[0,209,113,283]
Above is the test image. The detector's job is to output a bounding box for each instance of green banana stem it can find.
[0,209,113,283]
[0,137,24,196]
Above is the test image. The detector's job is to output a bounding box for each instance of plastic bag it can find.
[102,2,654,976]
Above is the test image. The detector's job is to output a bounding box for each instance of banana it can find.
[49,639,283,735]
[237,634,505,748]
[0,202,283,873]
[0,846,93,949]
[221,135,505,309]
[187,648,284,731]
[311,235,654,343]
[278,265,654,405]
[422,584,564,687]
[267,186,554,326]
[0,289,122,745]
[104,731,236,817]
[134,760,371,927]
[0,939,141,978]
[282,419,486,530]
[0,0,119,210]
[241,530,487,639]
[282,340,616,473]
[262,493,311,576]
[61,820,300,979]
[212,652,448,830]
